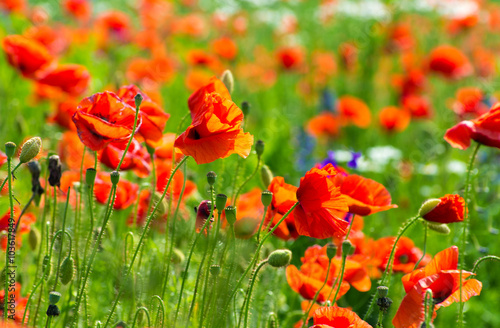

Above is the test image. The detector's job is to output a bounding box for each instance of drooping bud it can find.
[261,190,273,207]
[326,243,337,260]
[241,101,250,117]
[426,221,451,234]
[151,192,168,217]
[225,206,237,225]
[220,70,234,94]
[110,171,120,185]
[48,155,62,187]
[4,142,16,158]
[29,227,40,250]
[60,256,75,285]
[172,248,185,264]
[267,312,278,328]
[255,140,265,157]
[86,168,97,187]
[342,240,354,256]
[260,165,273,188]
[19,137,42,163]
[206,171,217,186]
[28,161,44,205]
[418,198,441,217]
[210,265,221,276]
[134,93,144,109]
[267,249,292,268]
[216,194,228,214]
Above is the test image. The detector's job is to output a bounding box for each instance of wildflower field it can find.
[1,0,500,327]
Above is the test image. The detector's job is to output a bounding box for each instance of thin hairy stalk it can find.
[53,188,71,289]
[472,255,500,274]
[116,99,141,171]
[131,307,151,328]
[233,155,261,205]
[4,155,14,320]
[255,205,269,244]
[150,295,166,328]
[301,260,332,328]
[0,162,20,191]
[414,222,428,270]
[241,260,268,328]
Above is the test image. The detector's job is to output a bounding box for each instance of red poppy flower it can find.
[186,49,221,70]
[155,160,197,200]
[311,306,372,328]
[392,68,426,98]
[294,164,349,239]
[402,95,432,119]
[174,92,253,164]
[339,42,357,71]
[0,0,26,13]
[151,133,184,162]
[473,47,496,78]
[72,91,142,151]
[93,173,139,210]
[387,23,414,52]
[421,194,464,224]
[36,64,90,96]
[95,10,132,47]
[306,112,340,138]
[393,246,482,328]
[99,139,151,178]
[58,131,95,170]
[48,98,78,130]
[428,45,472,79]
[373,236,430,274]
[0,206,36,250]
[187,76,231,119]
[2,35,54,78]
[0,282,29,323]
[337,96,371,128]
[378,106,411,133]
[117,85,170,143]
[212,37,238,60]
[231,188,263,239]
[63,0,91,22]
[0,151,7,169]
[24,25,69,56]
[332,173,397,216]
[265,176,299,240]
[451,87,488,118]
[126,53,176,87]
[276,46,305,70]
[444,102,500,150]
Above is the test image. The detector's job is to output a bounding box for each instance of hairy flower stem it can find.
[364,215,420,321]
[458,143,480,327]
[173,183,215,327]
[233,155,261,205]
[472,255,500,273]
[4,154,14,320]
[240,260,268,328]
[256,205,269,245]
[301,260,332,328]
[150,295,166,328]
[131,307,151,328]
[0,162,20,191]
[414,222,428,270]
[53,188,71,290]
[217,202,299,326]
[102,156,189,328]
[50,186,57,237]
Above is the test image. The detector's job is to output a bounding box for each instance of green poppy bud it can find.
[19,137,42,163]
[220,70,234,94]
[4,142,16,158]
[210,265,221,276]
[110,171,120,185]
[225,206,237,226]
[29,227,40,250]
[377,286,389,298]
[255,140,265,157]
[86,168,97,187]
[342,240,355,256]
[49,291,61,305]
[267,249,292,268]
[60,256,75,285]
[216,194,228,214]
[426,221,451,234]
[134,93,143,109]
[418,199,441,217]
[151,192,168,217]
[241,101,250,117]
[207,171,217,186]
[268,312,278,328]
[326,243,337,260]
[261,165,273,188]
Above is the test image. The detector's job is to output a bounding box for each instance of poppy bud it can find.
[210,265,221,276]
[261,165,273,188]
[426,221,451,234]
[207,171,217,186]
[377,286,389,298]
[261,190,273,207]
[216,194,228,214]
[134,93,143,109]
[220,70,234,94]
[255,140,264,157]
[110,171,120,185]
[151,192,168,217]
[267,312,278,328]
[326,243,337,260]
[49,291,61,305]
[172,248,185,264]
[29,227,40,250]
[60,256,75,285]
[342,240,354,255]
[225,206,237,225]
[28,161,44,204]
[19,137,42,163]
[267,249,292,268]
[5,142,16,158]
[48,155,62,187]
[418,198,441,217]
[241,101,250,117]
[86,168,97,187]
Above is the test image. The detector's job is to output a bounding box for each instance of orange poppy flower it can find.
[378,106,411,133]
[186,49,221,71]
[95,10,132,47]
[337,96,371,128]
[58,131,95,170]
[444,102,500,150]
[392,68,426,98]
[428,45,472,79]
[155,160,197,200]
[393,246,482,328]
[126,53,176,87]
[152,133,184,162]
[421,194,464,224]
[49,98,78,131]
[311,306,372,328]
[294,164,349,239]
[265,176,299,240]
[99,139,151,178]
[174,92,253,164]
[0,151,7,168]
[339,42,357,71]
[188,76,231,119]
[231,188,263,239]
[36,64,90,96]
[451,87,488,118]
[387,22,414,52]
[447,13,478,35]
[212,37,238,60]
[473,47,496,78]
[402,95,432,119]
[373,236,429,274]
[0,0,26,13]
[185,69,214,92]
[276,46,305,70]
[24,25,69,56]
[117,85,170,143]
[0,282,29,323]
[63,0,91,22]
[332,173,397,216]
[72,91,142,151]
[306,112,340,138]
[0,206,36,250]
[94,173,138,210]
[2,35,54,78]
[170,14,207,38]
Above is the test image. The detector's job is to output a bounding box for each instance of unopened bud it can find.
[261,190,273,207]
[86,168,97,187]
[419,199,441,217]
[241,101,250,116]
[267,249,292,268]
[255,140,264,157]
[261,165,273,188]
[19,137,42,163]
[60,256,75,285]
[29,227,40,250]
[5,142,16,158]
[48,155,62,187]
[220,70,234,94]
[172,248,185,264]
[225,206,237,225]
[151,192,168,217]
[426,221,451,234]
[210,265,221,276]
[134,93,144,109]
[110,171,120,185]
[216,194,228,214]
[342,240,354,256]
[326,243,337,260]
[207,171,217,186]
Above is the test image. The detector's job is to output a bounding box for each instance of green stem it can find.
[255,205,269,245]
[116,99,141,172]
[241,260,268,328]
[0,162,20,191]
[233,155,261,205]
[53,188,71,290]
[131,307,151,328]
[301,260,332,328]
[459,143,480,327]
[4,155,14,321]
[471,255,500,274]
[50,186,57,239]
[150,295,166,328]
[331,255,347,304]
[414,222,428,270]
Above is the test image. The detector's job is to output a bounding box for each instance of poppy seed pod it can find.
[267,249,292,268]
[110,171,120,185]
[49,291,61,305]
[48,155,62,187]
[206,171,217,186]
[134,93,143,109]
[326,243,337,260]
[261,190,273,207]
[216,194,228,214]
[210,265,221,276]
[220,70,234,94]
[4,142,16,158]
[377,286,389,298]
[426,221,451,234]
[241,101,250,117]
[225,206,237,225]
[19,137,42,163]
[261,164,273,188]
[342,240,355,256]
[255,140,264,157]
[85,168,97,187]
[418,198,441,217]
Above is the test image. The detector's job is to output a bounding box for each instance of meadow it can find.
[1,0,500,327]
